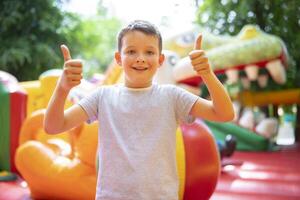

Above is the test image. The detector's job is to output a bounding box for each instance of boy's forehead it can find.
[122,31,159,46]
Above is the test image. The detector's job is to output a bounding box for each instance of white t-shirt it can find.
[78,84,198,200]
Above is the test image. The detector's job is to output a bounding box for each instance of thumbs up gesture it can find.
[58,45,83,92]
[189,34,212,76]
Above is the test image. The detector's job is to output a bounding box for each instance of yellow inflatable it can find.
[15,110,186,200]
[16,109,97,199]
[20,70,73,116]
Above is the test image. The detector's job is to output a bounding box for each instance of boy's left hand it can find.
[189,34,212,76]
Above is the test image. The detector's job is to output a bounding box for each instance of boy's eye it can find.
[146,51,154,55]
[127,50,136,54]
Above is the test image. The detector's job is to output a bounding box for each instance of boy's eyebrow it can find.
[146,46,157,49]
[124,45,158,50]
[123,46,135,49]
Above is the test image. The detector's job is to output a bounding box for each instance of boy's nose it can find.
[136,54,145,63]
[137,59,145,63]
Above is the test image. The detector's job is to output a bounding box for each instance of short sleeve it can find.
[77,88,101,123]
[171,86,199,124]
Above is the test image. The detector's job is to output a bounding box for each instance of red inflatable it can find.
[182,119,220,200]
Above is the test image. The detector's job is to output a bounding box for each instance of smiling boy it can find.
[44,20,234,200]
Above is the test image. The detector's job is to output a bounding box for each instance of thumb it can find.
[60,44,72,62]
[194,34,202,50]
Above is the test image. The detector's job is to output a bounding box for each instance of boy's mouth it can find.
[132,66,148,71]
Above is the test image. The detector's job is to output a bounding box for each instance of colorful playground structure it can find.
[0,24,299,200]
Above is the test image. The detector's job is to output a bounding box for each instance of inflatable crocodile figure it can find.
[165,25,288,87]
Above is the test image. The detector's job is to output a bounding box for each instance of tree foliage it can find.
[64,6,121,77]
[0,0,121,81]
[0,0,68,81]
[195,0,300,89]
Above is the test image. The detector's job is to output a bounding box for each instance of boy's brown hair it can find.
[117,20,162,53]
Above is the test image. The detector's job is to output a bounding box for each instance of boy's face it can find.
[115,31,165,88]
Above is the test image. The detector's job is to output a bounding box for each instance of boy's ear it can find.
[158,54,165,67]
[114,52,122,66]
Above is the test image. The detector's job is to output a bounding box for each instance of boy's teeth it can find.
[133,67,147,70]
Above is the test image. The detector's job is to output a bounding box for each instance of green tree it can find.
[0,0,121,81]
[63,3,121,77]
[0,0,68,81]
[195,0,300,89]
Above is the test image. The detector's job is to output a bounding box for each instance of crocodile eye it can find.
[176,33,195,47]
[168,55,177,66]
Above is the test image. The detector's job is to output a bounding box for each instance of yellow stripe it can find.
[176,128,185,200]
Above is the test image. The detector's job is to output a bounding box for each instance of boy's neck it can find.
[123,83,154,91]
[124,81,153,89]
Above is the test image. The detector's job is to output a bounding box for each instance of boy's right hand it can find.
[58,44,83,92]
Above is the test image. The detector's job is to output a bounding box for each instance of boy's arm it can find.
[189,34,234,122]
[44,45,88,134]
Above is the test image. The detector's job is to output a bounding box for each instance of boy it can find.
[44,20,234,200]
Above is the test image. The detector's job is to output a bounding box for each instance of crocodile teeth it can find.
[258,74,269,88]
[266,59,286,84]
[225,69,239,84]
[245,65,259,81]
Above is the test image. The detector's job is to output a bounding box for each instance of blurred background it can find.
[0,0,298,83]
[0,0,197,80]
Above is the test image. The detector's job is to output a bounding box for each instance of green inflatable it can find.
[205,120,275,151]
[0,83,10,171]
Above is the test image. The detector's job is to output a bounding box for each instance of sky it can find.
[62,0,198,38]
